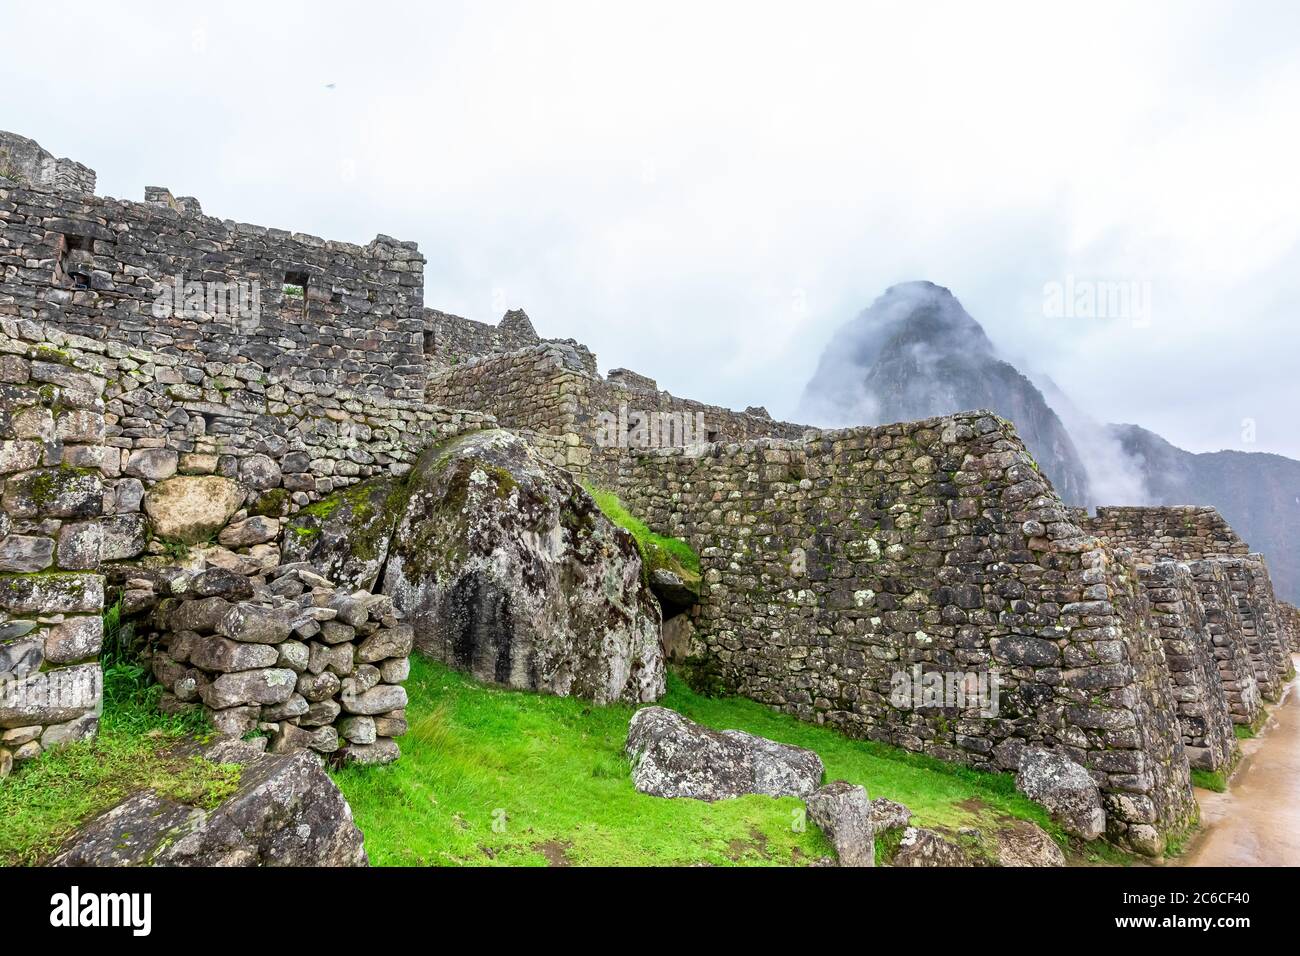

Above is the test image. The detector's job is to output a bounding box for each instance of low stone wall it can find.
[1086,506,1250,563]
[150,565,411,763]
[0,341,108,775]
[1187,560,1264,727]
[426,342,805,480]
[591,411,1196,854]
[1138,562,1236,771]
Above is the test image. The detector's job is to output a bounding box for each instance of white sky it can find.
[4,0,1298,458]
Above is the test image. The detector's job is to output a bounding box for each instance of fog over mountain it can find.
[800,282,1091,505]
[799,281,1300,601]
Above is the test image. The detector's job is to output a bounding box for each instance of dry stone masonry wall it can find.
[1137,562,1236,771]
[426,340,805,478]
[6,131,1297,855]
[149,566,412,763]
[1,161,428,400]
[597,412,1198,854]
[1186,559,1265,727]
[0,339,108,776]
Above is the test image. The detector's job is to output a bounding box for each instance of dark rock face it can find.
[625,706,824,801]
[52,742,367,867]
[285,429,664,704]
[800,281,1091,505]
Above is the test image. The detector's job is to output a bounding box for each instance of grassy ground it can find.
[0,619,240,866]
[332,656,1080,866]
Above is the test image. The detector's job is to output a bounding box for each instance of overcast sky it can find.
[5,1,1299,458]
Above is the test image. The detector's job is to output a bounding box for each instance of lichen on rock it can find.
[285,429,665,704]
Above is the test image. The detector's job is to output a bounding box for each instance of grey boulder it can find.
[806,780,874,866]
[625,706,823,801]
[52,745,367,866]
[1015,747,1106,841]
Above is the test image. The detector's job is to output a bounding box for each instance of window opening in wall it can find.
[56,233,95,289]
[283,270,309,316]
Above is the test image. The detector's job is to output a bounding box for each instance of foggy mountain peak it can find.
[799,279,1092,505]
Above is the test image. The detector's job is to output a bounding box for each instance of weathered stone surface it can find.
[52,748,368,866]
[1016,748,1106,841]
[0,637,43,677]
[891,827,971,867]
[806,781,874,866]
[43,615,103,664]
[0,534,54,572]
[0,573,102,615]
[218,516,280,548]
[994,821,1067,867]
[280,480,397,591]
[0,664,101,729]
[188,636,281,673]
[3,467,102,519]
[191,567,255,601]
[144,476,244,545]
[338,715,377,744]
[625,706,823,801]
[167,596,232,634]
[124,448,179,481]
[871,798,912,832]
[199,668,298,709]
[355,624,414,663]
[289,429,664,704]
[339,738,400,765]
[218,603,293,644]
[340,683,407,716]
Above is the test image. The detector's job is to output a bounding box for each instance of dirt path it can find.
[1181,656,1300,866]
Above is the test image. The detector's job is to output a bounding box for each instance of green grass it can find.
[1191,768,1230,793]
[332,656,1076,866]
[0,609,239,866]
[585,485,700,577]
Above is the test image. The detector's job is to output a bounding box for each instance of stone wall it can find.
[149,567,411,764]
[1186,559,1264,727]
[1280,601,1300,652]
[1085,506,1250,564]
[1,159,428,400]
[594,411,1196,854]
[0,320,494,559]
[1138,562,1236,771]
[426,341,806,479]
[0,131,96,196]
[1085,505,1292,703]
[0,339,108,776]
[1219,556,1293,701]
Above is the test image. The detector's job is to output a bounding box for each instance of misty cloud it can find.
[3,1,1298,460]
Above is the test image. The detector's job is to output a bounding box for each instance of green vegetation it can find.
[1191,768,1230,793]
[585,485,700,578]
[332,656,1077,866]
[0,604,238,866]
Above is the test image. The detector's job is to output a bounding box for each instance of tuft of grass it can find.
[584,485,700,576]
[331,656,1084,866]
[1191,768,1230,793]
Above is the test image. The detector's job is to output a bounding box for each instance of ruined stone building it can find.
[2,132,1296,855]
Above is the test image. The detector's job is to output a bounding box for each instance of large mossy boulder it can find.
[284,429,664,704]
